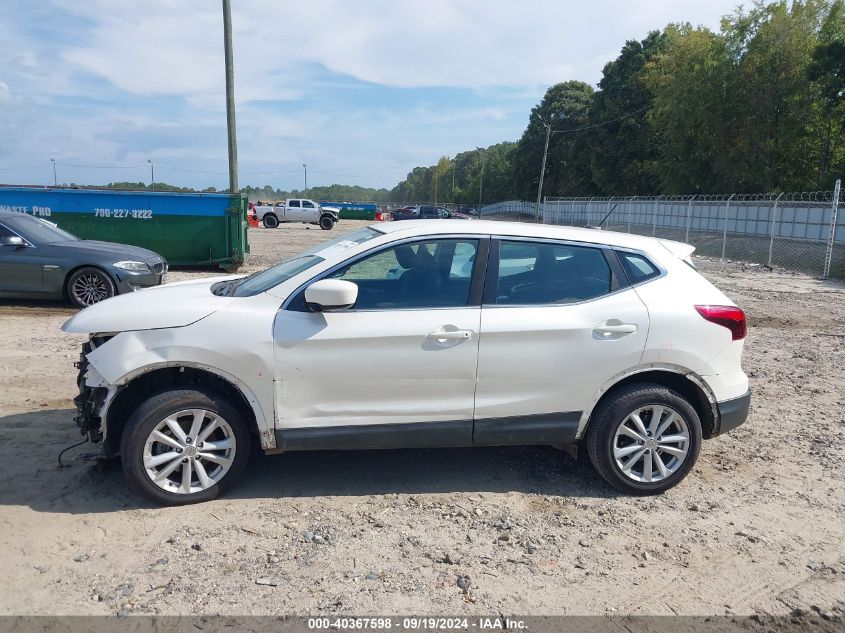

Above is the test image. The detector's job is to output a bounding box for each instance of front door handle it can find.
[426,328,473,341]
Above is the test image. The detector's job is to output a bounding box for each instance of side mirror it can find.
[304,279,358,311]
[1,236,26,248]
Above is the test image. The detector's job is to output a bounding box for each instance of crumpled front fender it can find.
[85,328,275,445]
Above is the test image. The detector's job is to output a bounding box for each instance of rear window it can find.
[616,251,660,283]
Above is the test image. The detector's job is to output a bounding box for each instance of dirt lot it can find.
[0,221,843,618]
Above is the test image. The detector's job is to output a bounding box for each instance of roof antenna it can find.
[598,203,618,229]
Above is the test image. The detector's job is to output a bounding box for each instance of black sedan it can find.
[0,211,167,308]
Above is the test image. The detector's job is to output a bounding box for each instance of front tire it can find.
[586,383,702,495]
[262,213,279,229]
[68,267,116,308]
[319,215,336,230]
[120,389,251,505]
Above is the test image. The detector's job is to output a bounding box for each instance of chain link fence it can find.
[334,186,844,279]
[532,183,842,279]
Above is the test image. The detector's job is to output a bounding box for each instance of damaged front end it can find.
[72,335,117,447]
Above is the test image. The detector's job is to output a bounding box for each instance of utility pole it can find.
[148,159,155,190]
[303,163,307,195]
[222,0,238,193]
[476,147,485,212]
[536,119,551,222]
[451,162,456,203]
[434,168,438,206]
[51,158,57,186]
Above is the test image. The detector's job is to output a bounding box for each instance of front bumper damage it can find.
[72,337,117,448]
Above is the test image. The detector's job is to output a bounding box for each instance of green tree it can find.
[724,0,836,190]
[645,24,736,192]
[509,81,596,199]
[590,31,667,194]
[808,0,845,184]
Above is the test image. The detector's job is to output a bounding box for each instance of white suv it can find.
[64,221,750,505]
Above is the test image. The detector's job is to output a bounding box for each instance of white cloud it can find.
[54,0,740,101]
[0,0,743,189]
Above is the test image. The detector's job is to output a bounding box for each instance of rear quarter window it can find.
[616,251,660,284]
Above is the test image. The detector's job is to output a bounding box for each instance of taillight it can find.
[695,305,747,340]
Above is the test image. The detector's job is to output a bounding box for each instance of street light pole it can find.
[536,118,551,222]
[51,158,57,187]
[451,162,456,204]
[148,159,155,190]
[434,168,438,206]
[303,163,307,195]
[476,147,485,212]
[222,0,239,193]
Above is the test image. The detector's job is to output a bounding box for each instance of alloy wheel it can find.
[142,409,236,494]
[71,273,110,306]
[612,404,690,483]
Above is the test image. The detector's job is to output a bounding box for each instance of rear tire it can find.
[67,267,116,308]
[120,388,251,506]
[586,383,701,495]
[262,214,279,229]
[319,215,335,230]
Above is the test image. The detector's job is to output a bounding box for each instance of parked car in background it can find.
[254,199,339,230]
[0,211,167,308]
[394,206,471,220]
[64,220,749,505]
[391,206,418,220]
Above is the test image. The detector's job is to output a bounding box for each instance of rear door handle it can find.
[595,324,637,334]
[427,328,473,341]
[593,321,638,339]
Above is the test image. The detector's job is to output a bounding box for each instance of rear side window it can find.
[495,240,613,305]
[289,200,300,207]
[616,252,660,284]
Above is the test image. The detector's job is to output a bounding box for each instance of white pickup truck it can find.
[254,199,339,230]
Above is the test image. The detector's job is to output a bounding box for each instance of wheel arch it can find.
[577,365,718,441]
[101,363,272,458]
[262,212,279,226]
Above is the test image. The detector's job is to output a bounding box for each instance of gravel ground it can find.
[0,221,843,619]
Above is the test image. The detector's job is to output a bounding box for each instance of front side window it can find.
[495,240,612,305]
[0,223,14,239]
[327,238,479,310]
[303,201,315,209]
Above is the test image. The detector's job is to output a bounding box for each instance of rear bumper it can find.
[713,390,751,436]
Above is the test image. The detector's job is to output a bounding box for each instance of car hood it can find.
[62,277,237,334]
[59,239,164,262]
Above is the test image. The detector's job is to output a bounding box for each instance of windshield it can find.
[4,215,80,243]
[229,227,382,297]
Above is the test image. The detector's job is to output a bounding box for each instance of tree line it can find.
[391,0,844,202]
